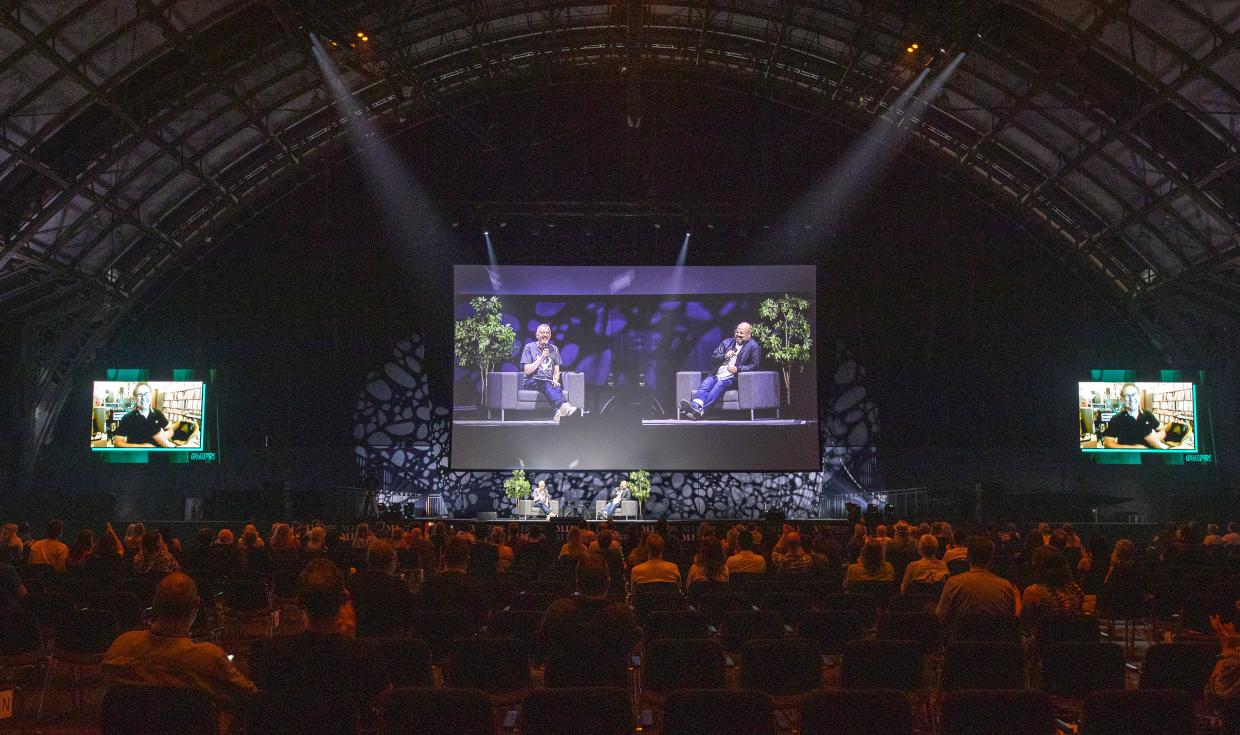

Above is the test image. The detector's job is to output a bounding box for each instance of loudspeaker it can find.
[477,512,498,521]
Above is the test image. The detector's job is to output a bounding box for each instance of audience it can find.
[630,533,681,588]
[0,523,22,565]
[1020,546,1084,625]
[346,540,413,637]
[416,535,490,621]
[103,572,256,708]
[724,530,767,574]
[900,534,948,593]
[559,526,588,560]
[133,530,180,578]
[539,553,639,687]
[771,530,812,575]
[686,537,729,586]
[844,539,894,589]
[935,535,1021,632]
[27,519,69,572]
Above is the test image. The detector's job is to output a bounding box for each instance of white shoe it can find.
[563,403,579,418]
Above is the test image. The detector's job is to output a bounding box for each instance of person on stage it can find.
[532,480,555,518]
[520,323,578,424]
[680,322,761,420]
[1102,383,1169,449]
[600,481,629,520]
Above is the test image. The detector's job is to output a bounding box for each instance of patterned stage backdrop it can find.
[353,333,880,518]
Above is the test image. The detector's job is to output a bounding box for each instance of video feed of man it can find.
[1078,381,1195,451]
[91,381,204,450]
[450,265,819,471]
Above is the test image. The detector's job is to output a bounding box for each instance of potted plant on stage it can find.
[752,294,813,409]
[627,469,651,516]
[454,295,516,410]
[504,469,532,517]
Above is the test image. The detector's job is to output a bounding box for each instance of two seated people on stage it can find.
[490,320,775,422]
[526,479,633,520]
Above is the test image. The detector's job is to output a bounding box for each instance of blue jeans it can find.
[522,377,565,409]
[602,500,620,518]
[692,374,735,413]
[533,500,551,516]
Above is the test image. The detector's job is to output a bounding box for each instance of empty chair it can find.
[521,687,633,735]
[821,593,877,628]
[40,608,119,717]
[409,609,479,660]
[1139,642,1220,699]
[739,638,822,704]
[876,612,942,654]
[939,690,1055,735]
[801,689,913,735]
[102,685,218,735]
[506,592,559,613]
[1032,614,1099,654]
[1079,689,1194,735]
[1040,642,1126,700]
[642,639,727,703]
[634,581,681,595]
[87,591,145,630]
[633,591,687,623]
[687,580,728,604]
[760,592,817,625]
[526,579,571,596]
[720,610,784,653]
[841,640,923,692]
[940,641,1025,691]
[444,638,531,704]
[642,610,709,646]
[797,609,866,656]
[22,591,74,633]
[370,638,433,688]
[845,580,896,609]
[662,688,774,735]
[380,687,494,735]
[888,594,933,613]
[486,609,544,656]
[728,572,766,590]
[696,592,748,626]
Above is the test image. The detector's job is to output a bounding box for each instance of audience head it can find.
[575,553,610,597]
[875,524,888,539]
[738,530,755,552]
[196,527,214,549]
[72,529,93,553]
[298,558,347,625]
[965,535,996,569]
[860,539,884,572]
[1032,546,1073,588]
[489,525,506,546]
[46,520,63,540]
[698,538,725,575]
[917,533,939,558]
[152,572,199,629]
[645,532,665,559]
[367,540,395,573]
[140,530,161,555]
[215,528,234,545]
[595,529,612,550]
[442,535,471,570]
[308,526,326,548]
[1229,522,1238,534]
[1048,529,1068,549]
[1207,523,1219,536]
[1111,538,1135,565]
[567,526,582,547]
[783,531,802,553]
[851,523,866,539]
[894,521,910,537]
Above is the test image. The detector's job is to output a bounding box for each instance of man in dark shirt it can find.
[346,540,413,637]
[416,536,490,622]
[1103,383,1168,449]
[113,382,173,447]
[539,553,639,687]
[248,559,387,735]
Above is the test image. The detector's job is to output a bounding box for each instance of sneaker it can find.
[680,399,697,420]
[552,406,563,424]
[563,403,579,418]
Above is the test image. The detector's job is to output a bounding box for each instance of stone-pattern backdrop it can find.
[354,334,879,518]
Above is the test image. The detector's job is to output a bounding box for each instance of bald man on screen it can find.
[681,322,762,420]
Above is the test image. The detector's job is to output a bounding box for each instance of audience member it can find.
[725,530,767,575]
[630,533,681,588]
[1207,606,1240,712]
[899,534,948,593]
[346,540,413,637]
[935,535,1020,631]
[559,526,588,560]
[771,531,812,576]
[28,520,69,572]
[844,539,894,590]
[686,538,729,586]
[654,519,684,560]
[1021,546,1083,626]
[540,553,639,687]
[123,523,145,559]
[0,523,22,565]
[417,535,490,621]
[1204,524,1223,546]
[844,523,867,562]
[1223,523,1240,546]
[488,525,514,574]
[103,572,256,708]
[133,530,180,578]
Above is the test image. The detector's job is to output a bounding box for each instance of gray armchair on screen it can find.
[486,371,585,420]
[675,370,780,420]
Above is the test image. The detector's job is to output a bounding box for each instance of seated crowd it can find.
[1,514,1238,733]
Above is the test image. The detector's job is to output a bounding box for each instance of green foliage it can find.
[751,294,813,404]
[626,469,652,502]
[503,469,532,500]
[454,296,517,401]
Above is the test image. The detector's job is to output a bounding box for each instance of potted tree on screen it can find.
[454,296,516,408]
[503,469,532,516]
[752,294,813,407]
[627,469,651,515]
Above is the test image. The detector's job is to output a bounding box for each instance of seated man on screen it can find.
[680,322,761,420]
[112,382,176,448]
[1102,383,1170,449]
[520,323,578,424]
[532,480,555,518]
[600,481,629,520]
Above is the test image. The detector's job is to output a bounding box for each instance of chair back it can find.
[380,687,493,735]
[102,685,217,735]
[940,641,1025,691]
[760,592,817,625]
[1139,642,1220,698]
[840,639,923,691]
[633,590,687,623]
[738,638,822,697]
[370,637,433,688]
[1080,689,1194,735]
[888,594,933,613]
[939,690,1054,735]
[719,610,784,653]
[846,580,895,609]
[801,689,912,735]
[1040,642,1126,699]
[953,613,1020,642]
[662,689,774,735]
[697,592,748,626]
[520,687,633,735]
[642,610,710,646]
[56,608,119,655]
[445,637,530,695]
[876,612,942,654]
[796,609,866,655]
[821,593,877,627]
[642,639,727,696]
[87,591,144,630]
[0,608,42,656]
[506,592,558,612]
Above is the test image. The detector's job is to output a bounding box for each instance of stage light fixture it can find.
[356,31,364,37]
[906,46,914,53]
[911,43,919,49]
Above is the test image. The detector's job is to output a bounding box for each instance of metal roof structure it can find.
[2,0,1239,472]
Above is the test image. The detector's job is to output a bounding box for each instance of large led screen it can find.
[91,381,205,451]
[1078,381,1196,452]
[451,265,819,470]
